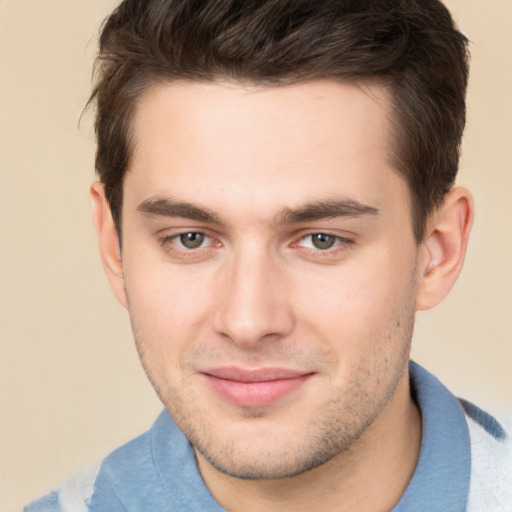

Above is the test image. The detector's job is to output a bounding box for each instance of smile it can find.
[202,368,314,408]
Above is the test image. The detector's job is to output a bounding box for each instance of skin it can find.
[92,80,473,511]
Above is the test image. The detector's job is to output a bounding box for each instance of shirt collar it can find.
[391,361,471,511]
[94,361,471,511]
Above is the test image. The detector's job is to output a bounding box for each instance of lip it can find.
[202,367,313,407]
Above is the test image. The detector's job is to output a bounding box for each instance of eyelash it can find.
[292,232,354,258]
[158,230,354,260]
[159,231,217,258]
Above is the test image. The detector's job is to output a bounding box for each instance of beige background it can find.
[1,1,511,510]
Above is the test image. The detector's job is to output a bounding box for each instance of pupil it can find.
[312,233,335,249]
[180,232,204,249]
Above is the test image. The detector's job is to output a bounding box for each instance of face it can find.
[117,80,422,479]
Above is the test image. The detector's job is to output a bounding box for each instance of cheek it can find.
[123,257,215,354]
[293,253,417,345]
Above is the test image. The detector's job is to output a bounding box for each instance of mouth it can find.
[201,367,314,408]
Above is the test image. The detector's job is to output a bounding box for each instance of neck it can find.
[197,371,421,512]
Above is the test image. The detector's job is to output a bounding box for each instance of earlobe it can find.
[90,182,128,308]
[416,186,474,311]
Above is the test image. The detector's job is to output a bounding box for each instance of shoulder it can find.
[22,410,203,512]
[22,424,155,512]
[23,428,153,512]
[461,400,512,511]
[23,465,99,512]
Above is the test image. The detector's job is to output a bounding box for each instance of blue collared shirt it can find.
[27,362,482,511]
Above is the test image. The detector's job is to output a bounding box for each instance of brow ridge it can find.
[137,197,379,226]
[277,199,380,224]
[137,198,220,223]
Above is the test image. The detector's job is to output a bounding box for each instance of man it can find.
[25,0,511,511]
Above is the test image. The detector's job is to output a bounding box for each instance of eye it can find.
[300,233,340,250]
[158,230,220,261]
[177,232,209,249]
[311,233,336,250]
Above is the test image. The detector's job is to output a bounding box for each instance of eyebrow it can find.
[137,197,379,225]
[137,198,221,223]
[277,199,380,224]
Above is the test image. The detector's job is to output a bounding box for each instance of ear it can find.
[416,186,474,311]
[90,182,128,308]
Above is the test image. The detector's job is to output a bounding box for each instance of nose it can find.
[213,247,295,347]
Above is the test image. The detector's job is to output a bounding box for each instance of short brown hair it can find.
[90,0,469,242]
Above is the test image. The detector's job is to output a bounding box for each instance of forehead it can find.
[125,79,408,221]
